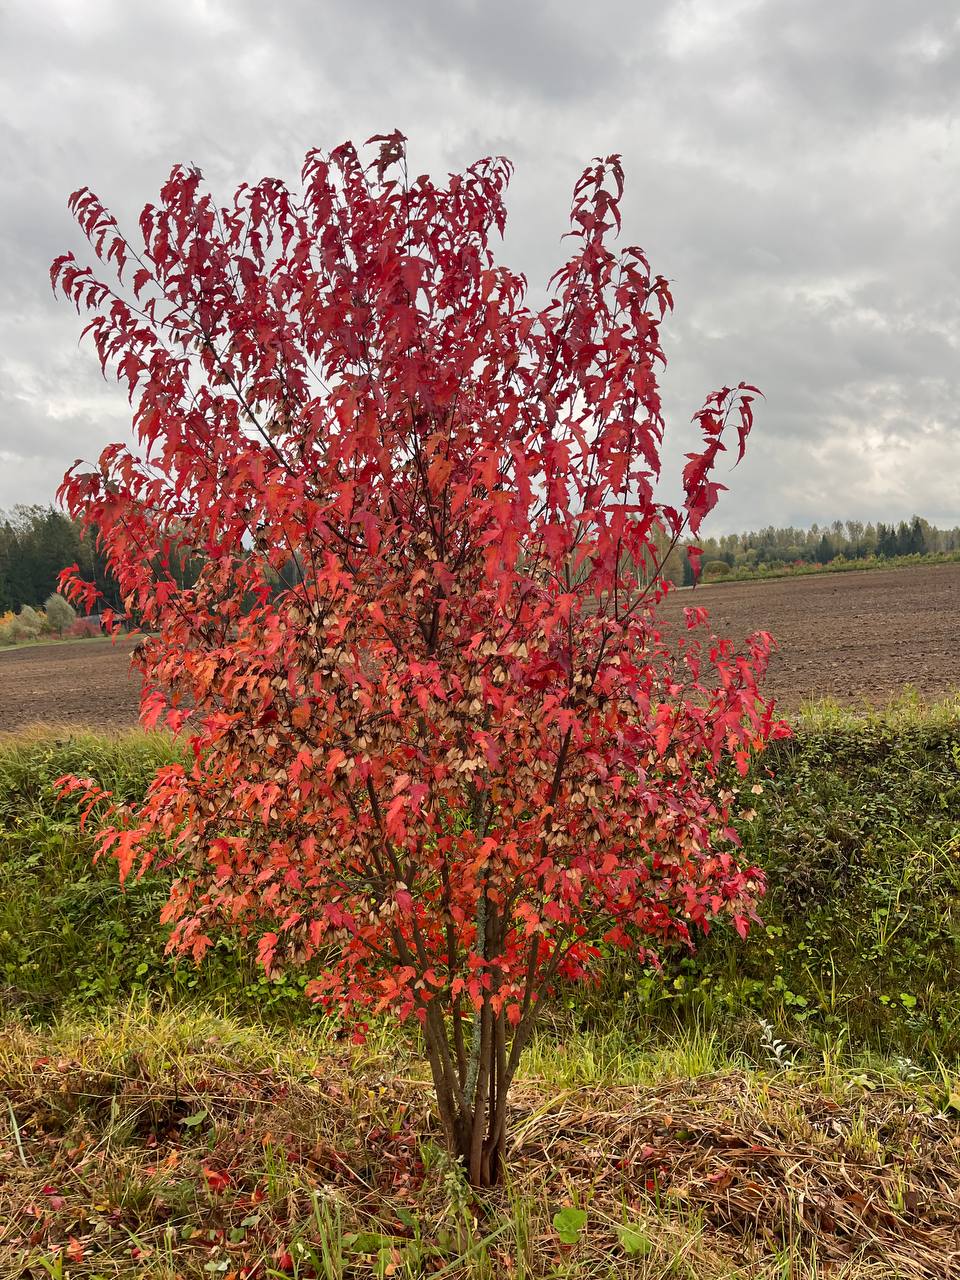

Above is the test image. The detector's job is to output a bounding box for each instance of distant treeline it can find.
[684,515,960,582]
[0,506,122,615]
[3,504,959,611]
[0,505,287,617]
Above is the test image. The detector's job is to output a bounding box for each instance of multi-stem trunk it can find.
[424,1001,511,1188]
[422,873,545,1187]
[420,902,522,1186]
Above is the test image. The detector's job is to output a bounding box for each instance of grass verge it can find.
[1,699,959,1275]
[4,1003,960,1279]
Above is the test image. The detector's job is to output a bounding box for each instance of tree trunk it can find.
[427,1004,510,1188]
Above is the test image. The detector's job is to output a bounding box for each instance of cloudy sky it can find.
[1,0,958,534]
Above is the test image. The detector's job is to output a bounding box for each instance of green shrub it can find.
[0,604,45,645]
[0,617,29,645]
[0,730,321,1021]
[44,591,76,637]
[578,694,960,1062]
[17,604,43,636]
[3,703,960,1063]
[702,559,731,579]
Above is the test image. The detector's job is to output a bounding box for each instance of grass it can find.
[1,697,959,1274]
[520,1015,738,1087]
[0,634,113,654]
[4,1002,959,1278]
[792,689,960,733]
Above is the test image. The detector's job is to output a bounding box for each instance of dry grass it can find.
[508,1074,960,1277]
[2,1007,959,1278]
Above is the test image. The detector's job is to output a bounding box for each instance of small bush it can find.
[17,605,43,636]
[702,559,732,579]
[44,592,76,637]
[68,617,100,639]
[0,612,38,645]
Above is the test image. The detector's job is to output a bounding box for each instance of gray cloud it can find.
[1,0,958,533]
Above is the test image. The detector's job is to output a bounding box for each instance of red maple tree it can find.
[53,133,784,1185]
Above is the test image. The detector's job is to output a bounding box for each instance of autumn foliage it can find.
[53,133,784,1185]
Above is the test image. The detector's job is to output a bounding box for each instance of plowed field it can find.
[0,563,957,732]
[662,561,959,709]
[0,636,140,733]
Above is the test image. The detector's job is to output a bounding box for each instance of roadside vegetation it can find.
[2,694,959,1276]
[3,696,959,1056]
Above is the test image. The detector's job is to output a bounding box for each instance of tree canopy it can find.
[54,134,785,1184]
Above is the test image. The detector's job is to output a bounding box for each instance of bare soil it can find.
[662,561,960,709]
[0,636,140,733]
[0,563,957,732]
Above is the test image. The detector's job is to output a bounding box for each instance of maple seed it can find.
[52,132,785,1189]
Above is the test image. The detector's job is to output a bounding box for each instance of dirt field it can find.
[0,563,957,732]
[0,636,140,733]
[661,561,960,709]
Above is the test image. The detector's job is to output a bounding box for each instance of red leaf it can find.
[203,1167,231,1193]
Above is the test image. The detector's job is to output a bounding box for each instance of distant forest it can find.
[0,505,123,615]
[682,515,960,583]
[2,505,959,613]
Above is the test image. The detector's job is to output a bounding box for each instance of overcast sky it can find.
[1,0,958,534]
